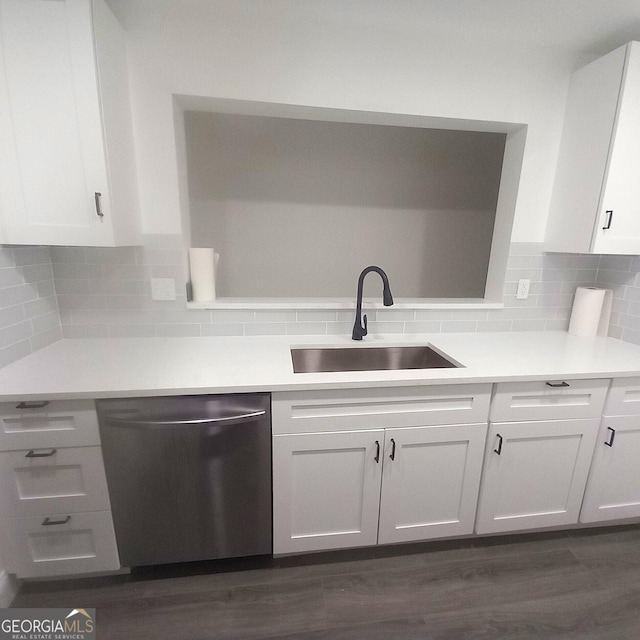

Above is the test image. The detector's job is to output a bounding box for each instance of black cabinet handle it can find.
[602,210,613,230]
[374,441,380,463]
[95,192,104,218]
[42,516,71,526]
[16,401,49,409]
[605,427,616,447]
[25,449,57,458]
[494,434,503,455]
[389,438,396,461]
[545,381,570,388]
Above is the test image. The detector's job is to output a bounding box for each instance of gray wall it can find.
[186,112,504,298]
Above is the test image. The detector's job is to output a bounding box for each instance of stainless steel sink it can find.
[291,345,460,373]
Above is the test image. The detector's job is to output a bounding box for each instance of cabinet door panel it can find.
[581,416,640,523]
[0,0,111,246]
[273,430,383,554]
[593,42,640,254]
[378,423,487,544]
[476,419,599,534]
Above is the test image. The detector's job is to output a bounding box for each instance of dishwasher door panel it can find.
[97,394,271,567]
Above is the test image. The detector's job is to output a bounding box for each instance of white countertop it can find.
[0,331,639,401]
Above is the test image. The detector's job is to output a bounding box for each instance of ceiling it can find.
[106,0,640,57]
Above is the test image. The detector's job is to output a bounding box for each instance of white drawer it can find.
[1,510,120,578]
[490,379,610,423]
[0,446,111,517]
[272,384,492,435]
[0,400,100,451]
[604,377,640,416]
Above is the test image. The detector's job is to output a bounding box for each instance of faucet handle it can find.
[362,314,368,337]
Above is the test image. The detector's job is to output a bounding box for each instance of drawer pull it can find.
[25,449,57,458]
[16,401,50,409]
[545,381,570,388]
[389,438,396,461]
[374,440,380,463]
[605,427,616,447]
[42,516,71,526]
[494,433,503,455]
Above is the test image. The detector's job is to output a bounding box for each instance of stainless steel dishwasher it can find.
[97,393,271,567]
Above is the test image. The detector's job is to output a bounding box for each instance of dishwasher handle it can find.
[105,409,267,428]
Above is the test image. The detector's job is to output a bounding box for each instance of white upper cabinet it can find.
[0,0,140,247]
[546,42,640,255]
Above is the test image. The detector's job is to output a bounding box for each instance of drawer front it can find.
[2,510,120,578]
[272,384,492,435]
[490,379,609,423]
[604,377,640,416]
[0,400,100,451]
[0,446,111,517]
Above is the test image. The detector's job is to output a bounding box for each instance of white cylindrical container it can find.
[568,287,607,337]
[189,248,217,302]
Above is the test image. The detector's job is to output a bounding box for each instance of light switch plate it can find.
[151,278,176,301]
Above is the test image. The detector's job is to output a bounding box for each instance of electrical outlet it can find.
[516,279,531,300]
[151,278,176,301]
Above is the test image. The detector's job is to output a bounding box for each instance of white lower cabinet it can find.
[272,421,489,555]
[0,398,120,578]
[581,378,640,523]
[475,419,600,534]
[377,424,487,544]
[273,430,383,554]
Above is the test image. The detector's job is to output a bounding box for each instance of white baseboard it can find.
[0,570,18,607]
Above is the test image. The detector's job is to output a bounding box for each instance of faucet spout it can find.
[352,266,394,341]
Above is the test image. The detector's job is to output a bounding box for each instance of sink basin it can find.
[291,345,460,373]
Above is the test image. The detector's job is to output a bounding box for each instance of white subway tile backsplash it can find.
[31,311,61,335]
[62,324,108,339]
[326,322,353,335]
[0,246,61,366]
[296,310,338,322]
[0,321,32,348]
[0,305,25,328]
[201,323,245,336]
[286,322,327,336]
[441,321,477,333]
[1,284,39,308]
[404,321,442,333]
[3,239,639,369]
[245,323,287,336]
[156,324,201,337]
[30,326,62,351]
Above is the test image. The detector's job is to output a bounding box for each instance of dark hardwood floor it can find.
[12,525,640,639]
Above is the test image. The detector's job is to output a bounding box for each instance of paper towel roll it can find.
[189,248,218,302]
[568,287,607,337]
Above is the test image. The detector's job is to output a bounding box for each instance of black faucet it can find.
[352,266,394,341]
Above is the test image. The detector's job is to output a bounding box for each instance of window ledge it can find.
[186,298,505,310]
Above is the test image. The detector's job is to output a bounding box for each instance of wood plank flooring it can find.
[12,525,640,639]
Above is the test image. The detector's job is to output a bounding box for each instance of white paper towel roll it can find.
[189,248,218,302]
[568,287,608,337]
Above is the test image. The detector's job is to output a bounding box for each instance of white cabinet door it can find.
[273,430,383,554]
[378,423,487,545]
[592,43,640,254]
[476,419,599,534]
[546,41,640,254]
[581,416,640,523]
[0,0,139,247]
